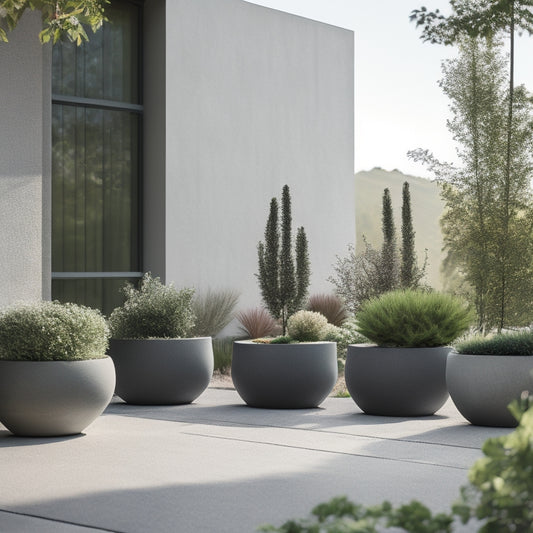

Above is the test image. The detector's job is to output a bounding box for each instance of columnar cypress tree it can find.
[294,226,310,312]
[400,182,417,288]
[257,185,311,335]
[380,188,398,292]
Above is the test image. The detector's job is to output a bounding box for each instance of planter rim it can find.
[349,343,450,349]
[110,336,211,341]
[449,350,533,358]
[0,356,111,363]
[234,340,335,345]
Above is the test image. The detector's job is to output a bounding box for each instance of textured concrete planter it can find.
[447,351,533,427]
[0,358,115,437]
[345,344,450,416]
[109,338,213,405]
[232,341,337,408]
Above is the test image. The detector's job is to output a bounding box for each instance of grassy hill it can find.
[355,168,445,290]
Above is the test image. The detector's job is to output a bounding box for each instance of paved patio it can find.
[0,387,512,532]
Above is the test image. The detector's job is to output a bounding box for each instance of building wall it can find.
[0,13,50,306]
[154,0,354,314]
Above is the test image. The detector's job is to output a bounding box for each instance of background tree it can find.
[400,182,417,288]
[379,188,398,292]
[0,0,107,45]
[409,37,533,331]
[257,185,310,334]
[411,0,533,331]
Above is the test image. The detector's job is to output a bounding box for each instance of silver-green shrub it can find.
[0,301,109,361]
[191,288,239,337]
[287,310,328,343]
[322,316,368,358]
[109,273,195,339]
[356,290,473,348]
[455,329,533,356]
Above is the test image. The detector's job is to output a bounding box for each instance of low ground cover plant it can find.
[356,290,473,348]
[454,329,533,356]
[261,395,533,532]
[109,273,195,339]
[0,301,109,361]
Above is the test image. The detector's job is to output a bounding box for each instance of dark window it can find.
[52,1,143,316]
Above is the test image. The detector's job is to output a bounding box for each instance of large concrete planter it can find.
[0,358,115,437]
[232,341,337,408]
[345,344,450,416]
[108,338,213,405]
[446,351,533,427]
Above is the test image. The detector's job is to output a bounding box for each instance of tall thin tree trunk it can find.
[499,1,515,332]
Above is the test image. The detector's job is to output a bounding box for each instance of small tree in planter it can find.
[108,273,213,405]
[257,185,310,334]
[0,301,115,437]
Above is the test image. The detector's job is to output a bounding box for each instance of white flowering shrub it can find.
[0,301,109,361]
[321,316,368,358]
[109,273,195,339]
[287,310,328,342]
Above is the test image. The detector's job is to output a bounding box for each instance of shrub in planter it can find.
[286,310,329,342]
[346,290,473,416]
[108,273,213,405]
[0,301,115,436]
[447,329,533,426]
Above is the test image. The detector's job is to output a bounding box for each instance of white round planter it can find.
[345,344,450,416]
[232,341,337,409]
[108,338,213,405]
[0,358,115,437]
[447,351,533,427]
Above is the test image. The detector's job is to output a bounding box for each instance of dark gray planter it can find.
[0,357,115,437]
[345,344,450,416]
[231,341,337,409]
[447,351,533,427]
[108,338,213,405]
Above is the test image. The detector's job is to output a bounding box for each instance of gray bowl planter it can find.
[345,344,450,416]
[108,337,214,405]
[0,358,115,437]
[446,351,533,427]
[231,341,337,409]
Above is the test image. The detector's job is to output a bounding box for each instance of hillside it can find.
[355,168,445,290]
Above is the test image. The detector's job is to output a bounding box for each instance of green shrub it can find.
[269,336,293,344]
[109,273,195,339]
[287,310,328,343]
[212,337,233,373]
[0,301,109,361]
[455,329,533,355]
[355,290,472,348]
[307,294,348,326]
[191,288,239,337]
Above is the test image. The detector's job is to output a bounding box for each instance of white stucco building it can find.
[0,0,354,318]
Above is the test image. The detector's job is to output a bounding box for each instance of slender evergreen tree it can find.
[400,182,417,288]
[257,186,310,334]
[380,188,398,292]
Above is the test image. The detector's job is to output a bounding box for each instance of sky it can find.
[246,0,533,178]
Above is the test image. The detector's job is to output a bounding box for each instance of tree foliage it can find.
[0,0,107,45]
[329,183,427,313]
[257,185,310,334]
[409,37,533,331]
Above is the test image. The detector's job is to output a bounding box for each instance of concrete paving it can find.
[0,388,513,533]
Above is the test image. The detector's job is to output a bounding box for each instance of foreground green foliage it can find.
[0,0,107,45]
[356,290,472,348]
[455,329,533,355]
[109,273,195,339]
[0,301,108,361]
[261,397,533,532]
